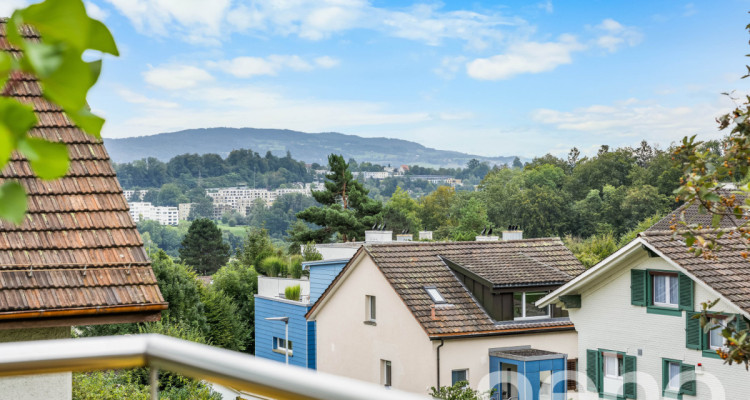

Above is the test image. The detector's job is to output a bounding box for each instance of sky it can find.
[4,0,750,159]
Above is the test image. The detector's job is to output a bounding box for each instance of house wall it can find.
[254,296,315,369]
[568,249,750,400]
[308,260,348,304]
[314,254,579,396]
[0,326,71,400]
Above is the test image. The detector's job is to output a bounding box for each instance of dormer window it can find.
[425,286,446,304]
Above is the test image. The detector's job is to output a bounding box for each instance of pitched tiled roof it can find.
[0,22,166,325]
[648,194,744,232]
[309,239,582,337]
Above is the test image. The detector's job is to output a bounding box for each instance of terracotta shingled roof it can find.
[0,21,166,328]
[308,239,582,338]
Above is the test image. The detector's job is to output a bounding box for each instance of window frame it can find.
[662,358,696,399]
[651,272,679,309]
[602,352,623,380]
[451,369,469,387]
[708,316,728,351]
[272,337,293,356]
[513,291,552,320]
[382,359,392,387]
[365,295,376,324]
[425,286,446,304]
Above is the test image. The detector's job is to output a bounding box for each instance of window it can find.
[513,292,551,319]
[451,369,468,386]
[425,286,446,303]
[603,353,623,379]
[709,318,727,350]
[662,359,696,397]
[381,360,392,387]
[272,337,293,355]
[667,361,681,390]
[366,295,376,323]
[653,273,679,308]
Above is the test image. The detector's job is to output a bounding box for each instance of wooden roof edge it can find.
[0,303,168,321]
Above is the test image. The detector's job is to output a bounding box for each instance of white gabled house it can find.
[538,204,750,400]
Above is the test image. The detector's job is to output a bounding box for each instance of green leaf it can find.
[685,235,696,247]
[0,181,27,225]
[86,19,119,56]
[22,42,64,78]
[67,108,104,138]
[19,0,90,51]
[87,59,102,86]
[0,98,37,140]
[0,125,13,168]
[39,49,91,111]
[711,213,722,228]
[0,52,11,89]
[17,137,69,179]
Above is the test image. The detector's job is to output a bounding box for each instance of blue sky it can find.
[5,0,750,158]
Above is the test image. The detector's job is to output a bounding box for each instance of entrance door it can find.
[500,363,518,400]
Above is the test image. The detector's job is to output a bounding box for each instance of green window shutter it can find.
[661,359,669,396]
[735,314,749,332]
[631,270,647,306]
[623,355,637,399]
[679,363,696,396]
[586,349,599,393]
[685,312,703,350]
[678,273,694,311]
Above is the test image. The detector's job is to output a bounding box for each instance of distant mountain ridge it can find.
[104,128,517,168]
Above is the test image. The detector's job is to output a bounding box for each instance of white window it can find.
[667,361,681,390]
[603,353,623,379]
[425,287,446,303]
[381,360,392,387]
[273,337,293,355]
[652,273,679,308]
[366,295,376,322]
[513,292,551,319]
[709,318,728,350]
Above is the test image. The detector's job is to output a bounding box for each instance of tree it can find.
[201,287,248,351]
[568,147,581,169]
[237,227,276,273]
[380,187,422,236]
[293,154,381,243]
[158,183,188,206]
[189,196,214,220]
[0,0,118,223]
[419,186,456,233]
[302,241,323,261]
[179,219,230,275]
[511,156,523,169]
[451,195,489,241]
[212,261,258,353]
[430,381,494,400]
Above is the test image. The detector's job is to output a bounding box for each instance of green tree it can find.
[201,287,248,351]
[0,0,118,223]
[419,186,456,233]
[451,195,489,241]
[212,261,258,353]
[380,187,422,237]
[158,183,188,207]
[179,219,230,275]
[302,241,323,261]
[511,156,523,169]
[188,196,214,221]
[429,381,494,400]
[293,154,381,243]
[563,232,618,268]
[238,227,276,273]
[151,251,209,334]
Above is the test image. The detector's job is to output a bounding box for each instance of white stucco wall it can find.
[314,254,579,396]
[0,326,72,400]
[567,249,750,400]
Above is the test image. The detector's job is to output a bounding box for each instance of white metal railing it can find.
[0,334,429,400]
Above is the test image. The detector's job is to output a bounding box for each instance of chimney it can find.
[418,231,433,241]
[502,225,523,241]
[365,230,393,243]
[475,226,499,241]
[396,234,413,242]
[431,304,437,320]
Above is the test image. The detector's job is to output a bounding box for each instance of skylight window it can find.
[425,287,446,303]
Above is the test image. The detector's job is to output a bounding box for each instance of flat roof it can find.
[489,346,565,361]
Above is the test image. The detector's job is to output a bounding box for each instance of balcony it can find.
[0,334,429,400]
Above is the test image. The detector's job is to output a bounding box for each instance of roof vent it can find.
[365,229,393,243]
[476,226,499,241]
[418,231,433,240]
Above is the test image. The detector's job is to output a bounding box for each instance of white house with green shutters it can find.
[538,205,750,400]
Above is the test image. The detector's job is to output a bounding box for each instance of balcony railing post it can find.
[150,367,159,400]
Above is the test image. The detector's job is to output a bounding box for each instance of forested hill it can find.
[104,127,516,168]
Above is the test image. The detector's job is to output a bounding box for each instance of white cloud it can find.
[530,98,727,142]
[104,83,431,138]
[85,1,109,20]
[116,88,179,109]
[210,55,339,78]
[107,0,524,48]
[143,65,214,90]
[538,1,554,13]
[591,18,643,52]
[0,0,29,18]
[434,56,467,79]
[466,34,585,80]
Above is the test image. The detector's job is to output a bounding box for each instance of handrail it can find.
[0,334,430,400]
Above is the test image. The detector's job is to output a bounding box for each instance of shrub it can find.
[285,284,301,301]
[302,241,323,261]
[261,255,287,277]
[290,255,303,279]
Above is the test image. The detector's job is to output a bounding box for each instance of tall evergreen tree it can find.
[179,219,230,274]
[293,154,381,243]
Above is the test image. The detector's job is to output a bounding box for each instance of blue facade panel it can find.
[307,260,348,304]
[254,296,313,369]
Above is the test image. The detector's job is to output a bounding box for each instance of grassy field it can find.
[216,223,248,237]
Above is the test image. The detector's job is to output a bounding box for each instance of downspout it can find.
[436,339,444,388]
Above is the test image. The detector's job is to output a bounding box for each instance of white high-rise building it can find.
[128,202,179,226]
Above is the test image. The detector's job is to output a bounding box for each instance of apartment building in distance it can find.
[128,202,179,225]
[206,183,320,216]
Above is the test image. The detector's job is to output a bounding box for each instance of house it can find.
[306,236,586,399]
[0,21,166,399]
[128,201,179,225]
[538,202,750,400]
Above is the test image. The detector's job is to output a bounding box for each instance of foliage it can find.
[419,185,456,234]
[429,381,494,400]
[0,0,117,223]
[617,213,664,247]
[450,195,490,241]
[380,187,422,236]
[564,233,619,268]
[237,227,276,273]
[284,284,301,301]
[261,255,287,277]
[211,261,258,353]
[179,218,230,274]
[695,300,750,369]
[302,241,323,261]
[201,287,248,352]
[289,255,303,278]
[189,195,214,220]
[293,154,382,243]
